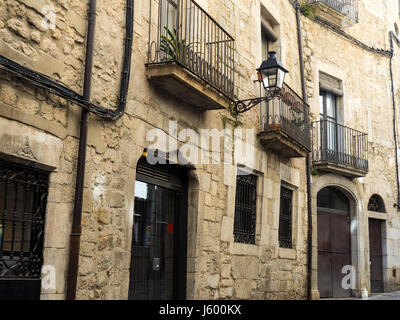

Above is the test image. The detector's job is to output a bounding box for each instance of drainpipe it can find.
[295,0,313,300]
[389,31,400,210]
[66,0,97,300]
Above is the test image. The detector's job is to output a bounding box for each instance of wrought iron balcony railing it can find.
[260,83,311,154]
[312,120,368,174]
[308,0,359,22]
[147,0,235,99]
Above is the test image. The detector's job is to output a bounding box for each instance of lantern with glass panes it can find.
[233,51,289,114]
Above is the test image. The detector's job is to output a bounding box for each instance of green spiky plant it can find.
[300,1,314,18]
[160,27,200,61]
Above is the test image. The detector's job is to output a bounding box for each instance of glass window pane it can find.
[327,121,336,151]
[326,92,336,119]
[135,181,148,199]
[319,93,324,117]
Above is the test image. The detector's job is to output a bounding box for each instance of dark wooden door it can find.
[318,211,351,298]
[369,219,383,293]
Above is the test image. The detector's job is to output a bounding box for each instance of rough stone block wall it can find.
[0,0,399,300]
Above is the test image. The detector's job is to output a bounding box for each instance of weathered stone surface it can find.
[0,0,398,302]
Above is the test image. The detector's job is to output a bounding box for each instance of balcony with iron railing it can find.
[312,120,368,178]
[307,0,359,27]
[258,83,311,158]
[146,0,235,110]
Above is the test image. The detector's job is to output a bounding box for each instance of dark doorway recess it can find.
[128,159,188,300]
[317,187,352,298]
[369,219,384,293]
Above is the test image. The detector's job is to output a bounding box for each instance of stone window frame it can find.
[260,4,280,59]
[228,166,264,255]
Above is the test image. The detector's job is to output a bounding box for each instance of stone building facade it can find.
[0,0,399,300]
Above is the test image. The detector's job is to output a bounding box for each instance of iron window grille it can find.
[0,159,49,280]
[279,186,293,249]
[368,194,386,213]
[233,173,257,245]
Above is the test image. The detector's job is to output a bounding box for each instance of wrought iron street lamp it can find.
[234,51,289,114]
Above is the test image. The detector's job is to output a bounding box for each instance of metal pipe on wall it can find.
[65,0,134,300]
[0,0,134,120]
[295,0,313,300]
[389,31,400,210]
[66,0,97,301]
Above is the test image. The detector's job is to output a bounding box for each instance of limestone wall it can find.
[301,0,400,295]
[0,0,399,300]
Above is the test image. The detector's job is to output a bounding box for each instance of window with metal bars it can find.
[0,159,49,280]
[279,186,293,249]
[368,194,386,213]
[233,173,257,245]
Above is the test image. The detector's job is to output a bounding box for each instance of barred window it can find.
[368,194,386,213]
[0,159,49,280]
[279,186,293,249]
[233,173,257,244]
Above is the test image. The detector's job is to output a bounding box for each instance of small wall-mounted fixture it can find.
[234,51,288,114]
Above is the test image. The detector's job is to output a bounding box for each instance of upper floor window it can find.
[320,90,338,123]
[234,172,257,245]
[260,10,278,61]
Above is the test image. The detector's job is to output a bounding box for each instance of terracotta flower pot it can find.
[269,123,281,131]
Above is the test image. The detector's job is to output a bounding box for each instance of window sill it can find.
[229,241,261,256]
[278,248,297,260]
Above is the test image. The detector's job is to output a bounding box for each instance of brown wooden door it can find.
[318,211,351,298]
[369,219,384,293]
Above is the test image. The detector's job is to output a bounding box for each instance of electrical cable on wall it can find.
[0,0,134,121]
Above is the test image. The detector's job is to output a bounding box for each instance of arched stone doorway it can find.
[317,187,352,298]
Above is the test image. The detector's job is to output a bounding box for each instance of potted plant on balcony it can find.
[160,27,200,63]
[268,122,281,131]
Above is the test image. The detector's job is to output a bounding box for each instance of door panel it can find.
[330,214,351,253]
[317,212,331,252]
[331,253,351,298]
[317,210,351,298]
[369,219,383,293]
[318,251,332,298]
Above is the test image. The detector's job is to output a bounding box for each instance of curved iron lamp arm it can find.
[233,90,281,114]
